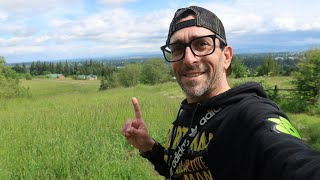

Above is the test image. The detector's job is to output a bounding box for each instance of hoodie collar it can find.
[180,82,267,110]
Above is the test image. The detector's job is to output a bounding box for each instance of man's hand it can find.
[121,97,155,152]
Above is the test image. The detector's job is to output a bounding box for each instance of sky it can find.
[1,0,320,63]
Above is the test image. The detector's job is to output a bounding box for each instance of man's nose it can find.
[183,47,199,65]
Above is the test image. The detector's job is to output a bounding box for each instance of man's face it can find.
[170,16,229,102]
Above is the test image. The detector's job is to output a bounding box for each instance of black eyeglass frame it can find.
[160,34,227,62]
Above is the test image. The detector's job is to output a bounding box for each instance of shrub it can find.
[0,57,29,98]
[292,49,320,105]
[25,73,32,80]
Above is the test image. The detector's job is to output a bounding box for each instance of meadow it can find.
[0,77,319,179]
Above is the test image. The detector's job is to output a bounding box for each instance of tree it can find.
[12,64,24,73]
[292,49,320,105]
[56,62,63,74]
[63,61,71,76]
[0,57,26,98]
[231,58,249,78]
[30,61,36,75]
[257,56,281,76]
[117,63,142,87]
[49,62,55,73]
[99,76,117,91]
[101,63,116,78]
[140,59,171,85]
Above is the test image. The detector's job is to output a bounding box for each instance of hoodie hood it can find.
[180,81,268,111]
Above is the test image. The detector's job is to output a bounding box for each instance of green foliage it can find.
[289,113,320,150]
[99,76,117,91]
[279,94,309,113]
[0,78,318,179]
[117,63,142,87]
[11,63,27,73]
[292,49,320,105]
[257,55,281,76]
[0,57,29,98]
[0,79,180,179]
[140,59,171,85]
[231,57,249,78]
[25,73,32,80]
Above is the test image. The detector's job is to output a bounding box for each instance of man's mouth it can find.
[183,71,205,77]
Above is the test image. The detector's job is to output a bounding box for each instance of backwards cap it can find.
[166,6,227,45]
[165,6,231,76]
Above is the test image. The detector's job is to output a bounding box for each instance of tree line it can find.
[27,60,116,78]
[2,49,320,114]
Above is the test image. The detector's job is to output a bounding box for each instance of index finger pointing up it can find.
[132,97,142,120]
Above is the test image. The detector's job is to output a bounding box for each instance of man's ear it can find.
[223,46,233,70]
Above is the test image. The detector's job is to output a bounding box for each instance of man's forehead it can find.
[170,26,215,43]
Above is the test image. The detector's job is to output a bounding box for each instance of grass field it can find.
[0,77,319,179]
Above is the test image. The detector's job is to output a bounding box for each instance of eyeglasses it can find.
[160,34,226,62]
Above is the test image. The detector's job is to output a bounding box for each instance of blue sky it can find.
[1,0,319,63]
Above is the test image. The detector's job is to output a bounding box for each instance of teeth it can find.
[185,73,202,77]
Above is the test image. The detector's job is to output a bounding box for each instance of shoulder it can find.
[234,95,301,138]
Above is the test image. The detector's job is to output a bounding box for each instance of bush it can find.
[0,57,29,98]
[231,58,249,78]
[140,59,171,85]
[292,49,320,105]
[117,63,141,87]
[25,73,32,80]
[99,77,117,91]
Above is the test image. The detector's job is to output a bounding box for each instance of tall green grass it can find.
[0,79,183,179]
[0,77,319,179]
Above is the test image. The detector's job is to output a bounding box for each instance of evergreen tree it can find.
[30,61,36,75]
[56,62,63,74]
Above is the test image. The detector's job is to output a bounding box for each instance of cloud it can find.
[97,0,137,6]
[200,0,320,35]
[48,7,171,47]
[1,0,320,63]
[1,5,174,62]
[0,0,81,14]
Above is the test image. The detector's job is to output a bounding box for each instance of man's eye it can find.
[196,40,210,47]
[171,45,184,54]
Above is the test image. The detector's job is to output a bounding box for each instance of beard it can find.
[176,62,224,98]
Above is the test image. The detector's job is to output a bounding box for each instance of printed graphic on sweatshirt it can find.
[164,126,214,180]
[268,116,301,139]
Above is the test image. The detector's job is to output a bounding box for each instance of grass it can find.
[0,77,319,179]
[0,78,183,179]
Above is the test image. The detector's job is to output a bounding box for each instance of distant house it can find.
[47,74,65,79]
[86,74,98,80]
[76,74,97,80]
[77,75,86,80]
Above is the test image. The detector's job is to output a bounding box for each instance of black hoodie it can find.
[141,82,320,180]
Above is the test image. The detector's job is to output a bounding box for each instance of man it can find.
[121,6,320,180]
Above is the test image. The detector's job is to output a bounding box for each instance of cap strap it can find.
[172,19,197,34]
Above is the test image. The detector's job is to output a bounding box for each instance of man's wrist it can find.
[140,138,156,152]
[140,139,159,158]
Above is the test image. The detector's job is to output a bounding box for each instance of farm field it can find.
[0,77,319,179]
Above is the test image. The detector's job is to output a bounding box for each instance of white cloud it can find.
[98,0,137,6]
[200,0,320,35]
[1,0,320,63]
[0,0,80,13]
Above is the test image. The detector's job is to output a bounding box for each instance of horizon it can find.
[1,0,320,63]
